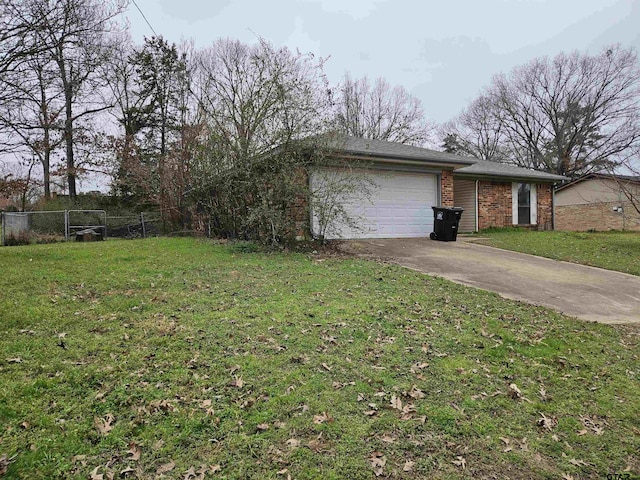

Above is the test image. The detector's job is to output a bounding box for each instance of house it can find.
[554,173,640,231]
[308,136,566,239]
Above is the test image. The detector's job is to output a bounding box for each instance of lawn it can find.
[0,238,638,479]
[476,230,640,276]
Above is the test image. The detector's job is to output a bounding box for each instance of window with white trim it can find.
[512,182,537,225]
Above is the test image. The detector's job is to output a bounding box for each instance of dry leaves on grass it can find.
[94,414,115,435]
[580,415,606,435]
[230,375,244,388]
[286,438,301,449]
[0,454,11,475]
[127,442,141,461]
[89,466,105,480]
[403,460,415,472]
[368,452,386,477]
[499,437,513,453]
[313,412,333,424]
[537,413,558,431]
[452,456,467,470]
[156,460,175,474]
[183,464,217,480]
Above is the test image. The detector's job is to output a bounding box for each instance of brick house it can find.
[308,136,566,238]
[555,174,640,231]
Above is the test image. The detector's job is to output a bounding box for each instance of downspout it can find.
[551,183,556,231]
[475,179,479,232]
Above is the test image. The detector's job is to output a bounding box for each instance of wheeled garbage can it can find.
[430,207,464,241]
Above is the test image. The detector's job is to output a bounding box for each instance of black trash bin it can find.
[430,206,464,241]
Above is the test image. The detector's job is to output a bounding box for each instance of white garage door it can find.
[310,169,438,239]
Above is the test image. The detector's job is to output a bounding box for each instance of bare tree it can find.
[0,47,65,199]
[445,45,640,177]
[0,0,57,76]
[440,94,508,160]
[334,74,435,146]
[26,0,128,198]
[607,148,640,217]
[190,38,334,242]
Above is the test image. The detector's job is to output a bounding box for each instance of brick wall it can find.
[536,183,553,230]
[476,181,554,230]
[477,181,512,229]
[440,170,454,207]
[556,201,640,231]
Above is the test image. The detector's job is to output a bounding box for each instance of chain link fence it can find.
[1,210,162,246]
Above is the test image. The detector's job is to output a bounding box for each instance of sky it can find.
[125,0,640,124]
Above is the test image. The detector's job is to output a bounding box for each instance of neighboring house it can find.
[555,173,640,231]
[308,136,566,239]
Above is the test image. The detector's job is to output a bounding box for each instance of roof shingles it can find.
[327,136,567,183]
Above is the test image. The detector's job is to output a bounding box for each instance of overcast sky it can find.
[125,0,640,124]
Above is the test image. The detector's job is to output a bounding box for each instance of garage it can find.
[310,168,438,239]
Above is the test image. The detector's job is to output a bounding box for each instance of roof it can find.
[325,135,476,166]
[322,135,566,182]
[454,159,567,182]
[555,172,640,192]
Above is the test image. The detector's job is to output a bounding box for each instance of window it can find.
[517,183,531,225]
[512,182,537,225]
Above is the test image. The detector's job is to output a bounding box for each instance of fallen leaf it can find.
[90,466,103,480]
[508,383,522,400]
[321,362,332,371]
[183,466,196,480]
[286,438,300,448]
[539,386,551,402]
[409,385,425,399]
[452,456,466,469]
[0,455,9,476]
[156,461,175,474]
[94,414,115,435]
[390,395,403,411]
[127,441,141,461]
[537,413,558,431]
[231,375,244,388]
[313,412,333,424]
[120,466,135,476]
[403,460,415,472]
[256,423,270,431]
[5,358,22,363]
[368,452,386,477]
[209,464,221,473]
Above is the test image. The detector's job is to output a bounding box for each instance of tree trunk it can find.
[65,88,76,198]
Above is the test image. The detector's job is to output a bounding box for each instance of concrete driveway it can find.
[345,238,640,324]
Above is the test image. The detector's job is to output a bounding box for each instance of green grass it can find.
[476,229,640,276]
[0,238,638,479]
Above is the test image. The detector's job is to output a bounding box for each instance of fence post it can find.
[1,212,5,246]
[141,212,146,239]
[64,210,69,241]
